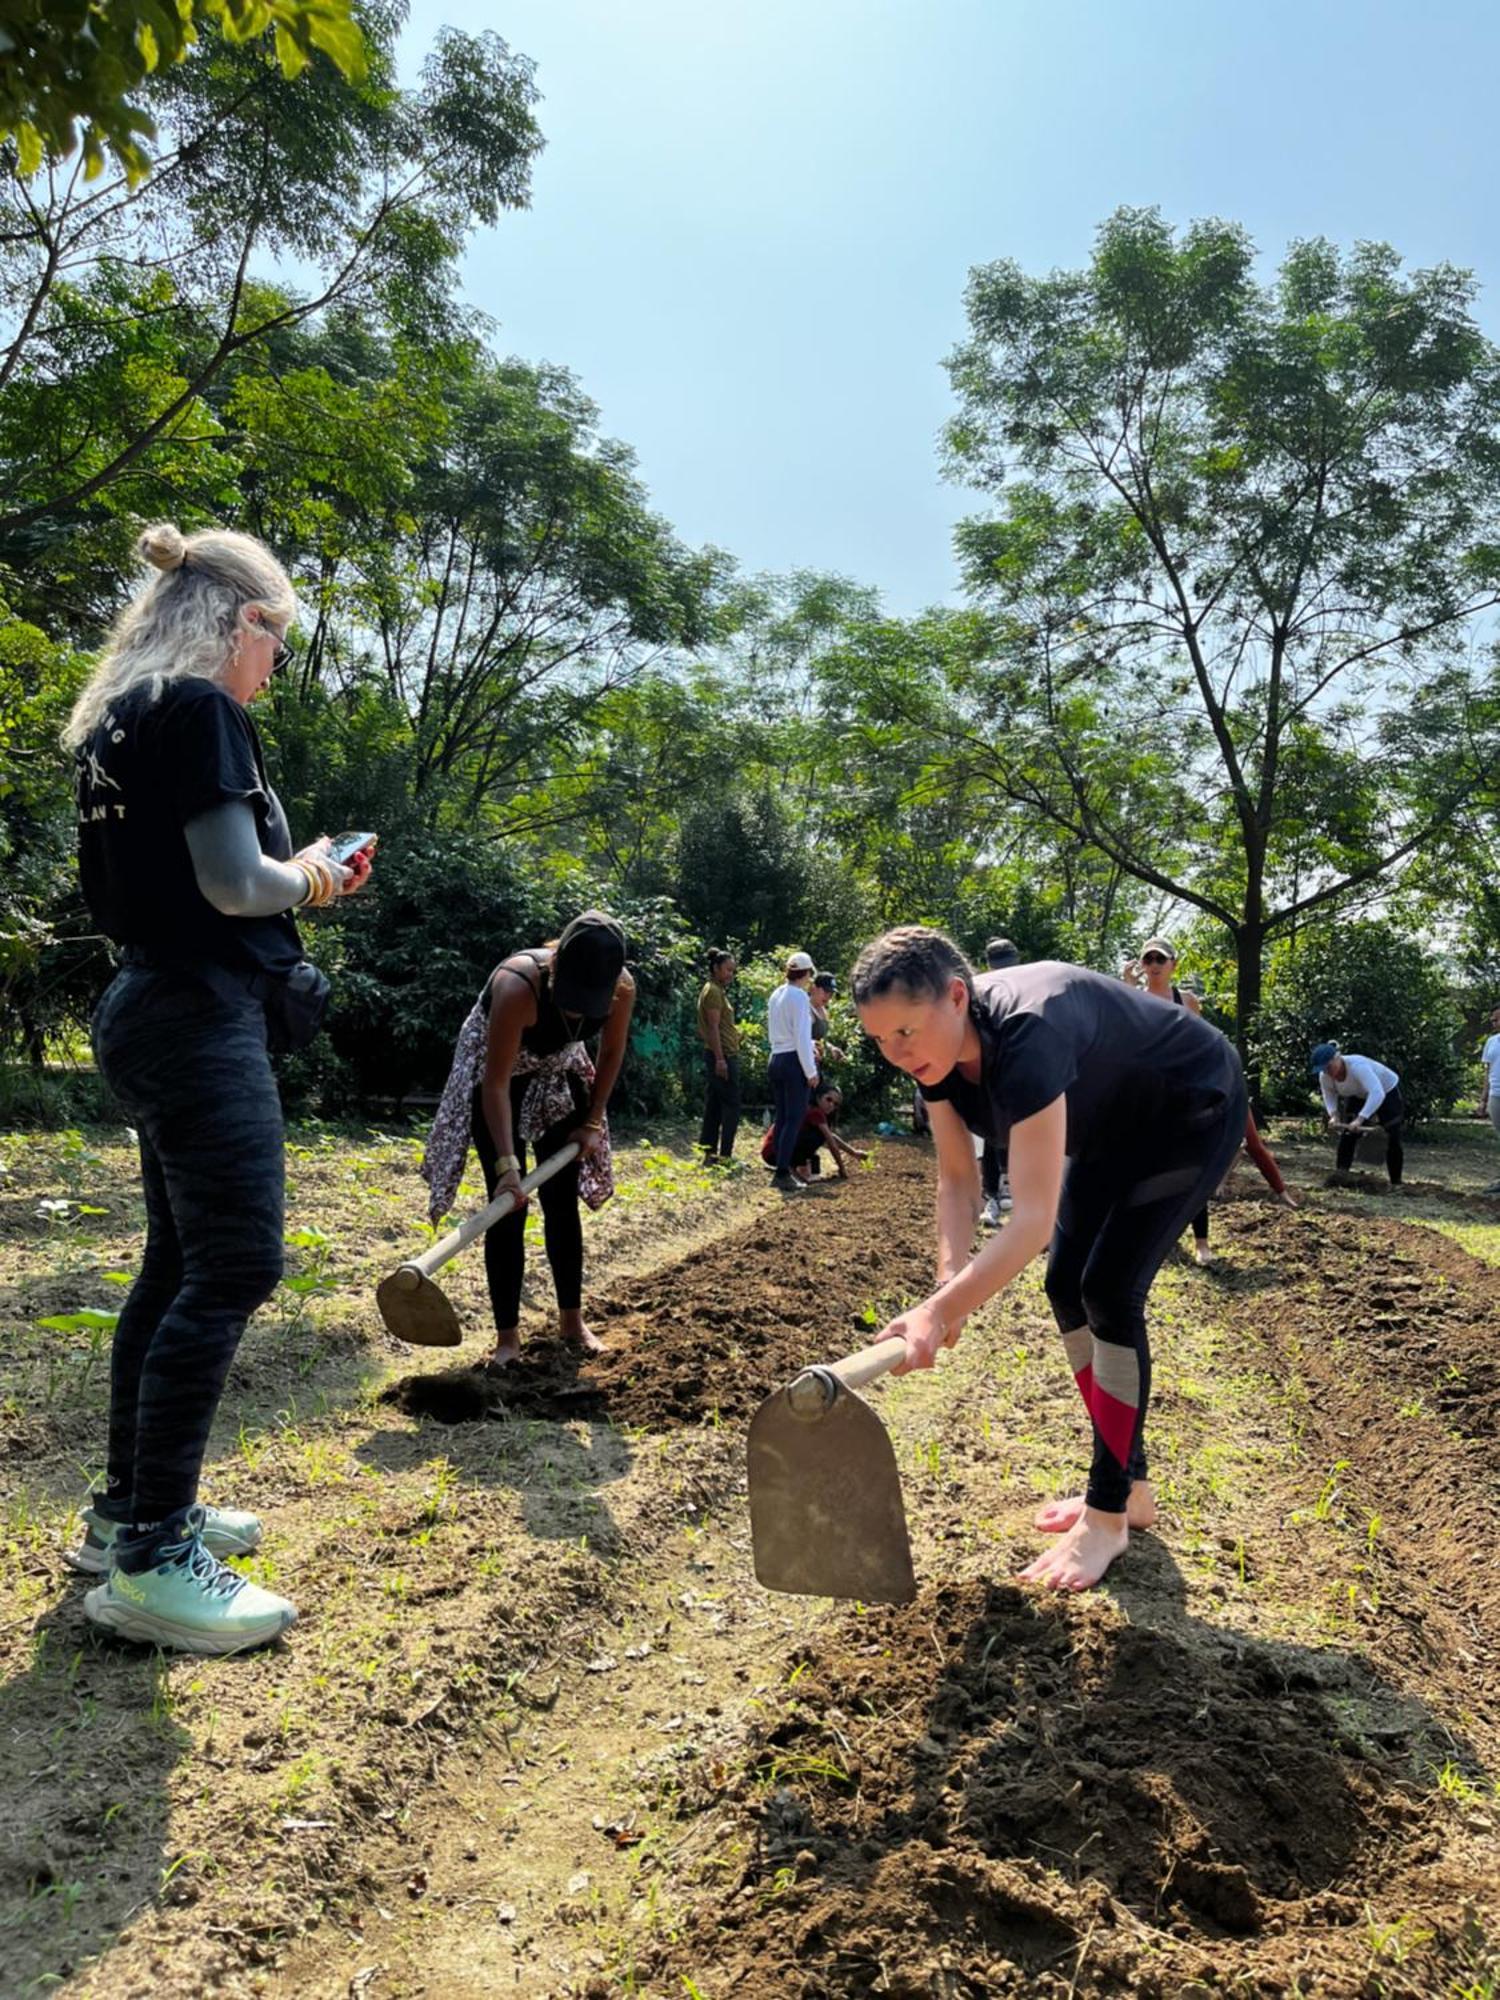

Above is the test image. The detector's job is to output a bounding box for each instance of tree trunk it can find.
[1234,920,1265,1110]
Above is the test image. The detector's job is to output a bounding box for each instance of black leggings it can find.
[91,967,284,1537]
[1044,1081,1248,1513]
[1335,1088,1405,1184]
[472,1076,586,1329]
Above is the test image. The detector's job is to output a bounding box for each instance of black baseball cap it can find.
[813,971,837,993]
[553,910,626,1016]
[985,936,1019,968]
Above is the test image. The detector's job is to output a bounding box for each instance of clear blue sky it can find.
[399,0,1500,616]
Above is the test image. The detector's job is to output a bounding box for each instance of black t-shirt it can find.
[74,678,302,976]
[919,962,1242,1162]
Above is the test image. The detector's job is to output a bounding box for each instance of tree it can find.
[0,1,365,183]
[1252,919,1464,1122]
[0,8,542,601]
[942,207,1500,1063]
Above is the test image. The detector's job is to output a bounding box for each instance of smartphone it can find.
[330,830,378,865]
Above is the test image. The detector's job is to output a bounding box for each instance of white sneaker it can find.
[83,1506,295,1656]
[980,1197,1002,1228]
[998,1179,1013,1212]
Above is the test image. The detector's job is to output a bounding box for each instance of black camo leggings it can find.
[91,967,285,1538]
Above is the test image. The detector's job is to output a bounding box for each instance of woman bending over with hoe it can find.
[852,927,1246,1592]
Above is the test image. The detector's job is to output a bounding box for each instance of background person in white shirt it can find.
[1479,1005,1500,1192]
[766,952,820,1195]
[1311,1041,1405,1187]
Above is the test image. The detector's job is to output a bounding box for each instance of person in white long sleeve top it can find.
[1478,1005,1500,1193]
[1311,1041,1405,1187]
[766,952,821,1195]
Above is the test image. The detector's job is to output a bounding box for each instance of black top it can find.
[74,679,302,977]
[919,962,1242,1161]
[483,950,612,1054]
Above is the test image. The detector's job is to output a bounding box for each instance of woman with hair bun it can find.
[61,522,372,1655]
[852,926,1247,1592]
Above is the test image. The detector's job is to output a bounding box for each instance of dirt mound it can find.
[387,1145,938,1430]
[614,1197,1500,2000]
[633,1572,1489,1999]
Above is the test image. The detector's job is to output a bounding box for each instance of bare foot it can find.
[1278,1188,1299,1209]
[559,1311,604,1356]
[1194,1242,1216,1267]
[1020,1508,1130,1591]
[1034,1480,1156,1534]
[486,1334,521,1370]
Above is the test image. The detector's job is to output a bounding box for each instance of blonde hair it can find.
[62,523,296,749]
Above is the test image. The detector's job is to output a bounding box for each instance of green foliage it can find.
[941,206,1500,1045]
[0,600,102,1057]
[0,10,543,593]
[1252,920,1465,1121]
[314,828,555,1105]
[0,1,366,185]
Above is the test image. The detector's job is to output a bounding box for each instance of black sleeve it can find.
[992,1010,1076,1124]
[159,685,266,826]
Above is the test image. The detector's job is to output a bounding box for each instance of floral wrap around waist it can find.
[420,999,614,1223]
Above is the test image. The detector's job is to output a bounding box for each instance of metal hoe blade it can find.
[748,1366,916,1604]
[376,1266,462,1347]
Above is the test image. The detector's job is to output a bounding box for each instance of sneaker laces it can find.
[154,1509,245,1601]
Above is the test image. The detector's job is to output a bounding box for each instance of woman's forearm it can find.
[935,1179,978,1283]
[185,801,305,916]
[480,1080,516,1159]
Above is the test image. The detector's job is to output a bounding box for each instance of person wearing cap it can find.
[1121,940,1216,1263]
[1126,939,1297,1225]
[980,938,1021,1225]
[422,912,636,1364]
[1311,1042,1405,1187]
[696,948,741,1164]
[766,953,821,1195]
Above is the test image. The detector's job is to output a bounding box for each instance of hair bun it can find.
[137,522,187,571]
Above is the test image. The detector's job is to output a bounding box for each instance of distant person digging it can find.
[1311,1041,1405,1189]
[761,1083,868,1182]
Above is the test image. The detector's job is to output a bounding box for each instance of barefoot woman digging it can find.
[423,912,634,1365]
[852,927,1247,1591]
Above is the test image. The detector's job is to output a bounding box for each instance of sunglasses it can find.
[1141,951,1170,965]
[253,615,293,673]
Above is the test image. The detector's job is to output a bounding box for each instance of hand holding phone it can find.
[330,830,378,865]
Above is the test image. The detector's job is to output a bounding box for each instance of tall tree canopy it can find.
[0,1,365,183]
[0,2,541,606]
[937,206,1500,1050]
